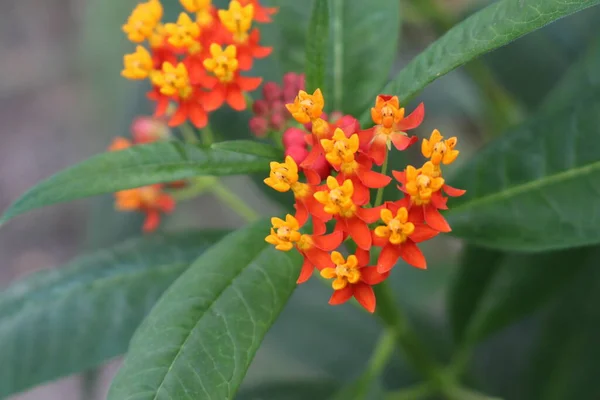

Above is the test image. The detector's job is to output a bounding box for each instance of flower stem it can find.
[179,122,199,144]
[374,281,442,384]
[211,182,261,223]
[374,152,389,207]
[201,124,215,146]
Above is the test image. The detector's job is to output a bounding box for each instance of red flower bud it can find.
[284,145,309,165]
[269,113,286,131]
[252,99,270,116]
[282,127,307,148]
[249,116,269,137]
[131,116,171,144]
[262,82,282,103]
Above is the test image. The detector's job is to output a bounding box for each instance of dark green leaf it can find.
[448,245,504,343]
[305,0,329,93]
[237,380,340,400]
[107,220,302,400]
[211,140,283,159]
[464,247,593,343]
[525,247,600,400]
[363,0,600,122]
[1,141,273,225]
[0,230,227,398]
[446,32,600,251]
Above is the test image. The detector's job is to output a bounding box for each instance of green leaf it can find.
[329,0,400,114]
[363,0,600,122]
[1,141,273,225]
[305,0,329,93]
[237,380,340,400]
[448,245,504,343]
[211,140,283,159]
[462,247,593,343]
[525,247,600,400]
[107,220,302,400]
[445,33,600,251]
[0,230,227,398]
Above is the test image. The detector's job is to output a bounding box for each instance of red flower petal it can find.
[189,103,208,128]
[355,247,370,267]
[304,168,322,185]
[227,86,246,111]
[392,170,406,184]
[156,194,176,213]
[443,184,467,197]
[398,102,424,131]
[346,216,372,250]
[372,231,389,247]
[357,167,392,189]
[391,134,418,151]
[142,210,161,233]
[351,178,371,206]
[304,196,331,222]
[356,205,385,224]
[361,267,389,285]
[329,286,354,305]
[253,46,272,58]
[312,217,327,236]
[168,103,188,127]
[304,247,334,270]
[353,282,376,313]
[237,76,262,91]
[312,231,344,251]
[410,223,440,243]
[296,258,314,284]
[377,243,402,273]
[368,136,388,166]
[399,240,427,269]
[357,127,375,152]
[294,199,309,226]
[424,203,451,232]
[300,144,323,169]
[237,51,253,71]
[204,85,226,111]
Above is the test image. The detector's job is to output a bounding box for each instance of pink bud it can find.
[252,99,270,116]
[269,113,286,131]
[285,145,309,165]
[312,154,331,180]
[282,127,308,148]
[249,116,269,137]
[296,74,306,91]
[282,87,298,104]
[262,82,282,103]
[131,116,171,144]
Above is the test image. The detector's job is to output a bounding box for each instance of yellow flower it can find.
[122,0,164,43]
[321,128,359,167]
[265,214,302,251]
[151,62,193,99]
[203,44,239,82]
[374,208,415,245]
[218,0,254,43]
[285,89,325,124]
[264,156,300,192]
[314,177,356,218]
[121,46,153,80]
[164,13,201,52]
[321,252,361,290]
[405,162,445,205]
[421,129,459,166]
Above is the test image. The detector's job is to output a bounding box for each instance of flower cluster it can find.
[108,116,182,233]
[121,0,276,128]
[249,72,305,137]
[264,90,465,312]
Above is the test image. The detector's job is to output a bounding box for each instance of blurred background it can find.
[1,0,599,399]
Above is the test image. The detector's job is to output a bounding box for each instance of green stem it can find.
[332,0,343,110]
[179,122,199,144]
[212,182,260,223]
[374,151,389,207]
[374,281,442,384]
[384,383,435,400]
[201,124,215,146]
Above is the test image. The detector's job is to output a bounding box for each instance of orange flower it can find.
[360,95,424,165]
[421,129,459,167]
[265,215,343,283]
[108,137,133,152]
[313,177,382,250]
[286,89,325,124]
[150,61,208,128]
[373,201,439,272]
[201,44,262,110]
[114,184,176,232]
[239,0,278,23]
[122,0,164,43]
[320,249,388,313]
[122,46,154,80]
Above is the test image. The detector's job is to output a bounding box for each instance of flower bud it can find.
[269,113,286,131]
[131,116,171,144]
[284,145,309,165]
[249,116,269,137]
[252,99,270,116]
[262,82,282,103]
[282,127,307,148]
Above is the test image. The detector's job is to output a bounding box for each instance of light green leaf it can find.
[1,141,273,225]
[445,34,600,251]
[463,247,593,343]
[107,220,302,400]
[363,0,600,122]
[0,230,227,398]
[448,245,505,343]
[305,0,329,93]
[211,140,283,159]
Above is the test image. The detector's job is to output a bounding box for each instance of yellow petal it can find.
[271,217,285,228]
[380,208,393,224]
[332,277,348,290]
[326,176,339,190]
[330,251,345,265]
[374,226,390,238]
[396,207,408,223]
[346,255,358,269]
[321,268,337,279]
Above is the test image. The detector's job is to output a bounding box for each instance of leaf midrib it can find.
[149,243,271,400]
[449,159,600,214]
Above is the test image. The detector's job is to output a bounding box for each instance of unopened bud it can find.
[269,113,286,131]
[284,145,309,165]
[131,116,171,144]
[252,99,270,116]
[249,116,269,137]
[262,82,282,103]
[282,127,307,148]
